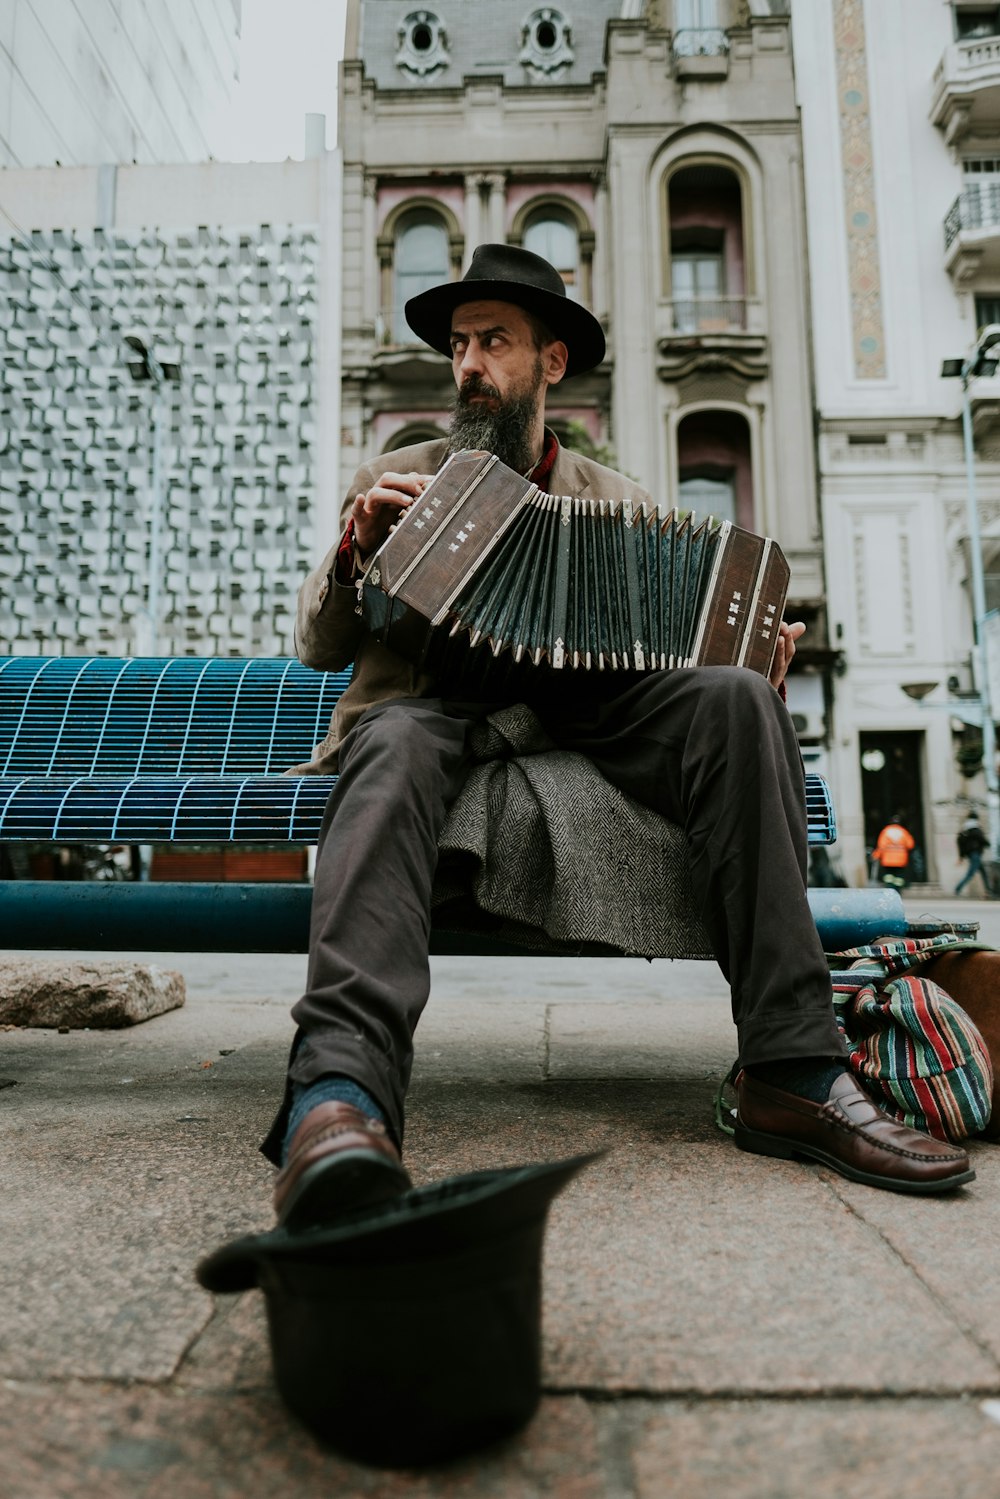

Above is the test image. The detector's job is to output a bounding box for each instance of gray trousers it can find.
[261,667,845,1162]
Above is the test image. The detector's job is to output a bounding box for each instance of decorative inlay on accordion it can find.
[361,450,789,683]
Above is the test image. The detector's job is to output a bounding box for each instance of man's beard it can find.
[446,362,544,474]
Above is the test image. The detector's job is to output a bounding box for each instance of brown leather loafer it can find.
[273,1101,412,1229]
[734,1069,975,1194]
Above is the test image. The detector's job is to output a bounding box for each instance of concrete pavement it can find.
[4,898,1000,1497]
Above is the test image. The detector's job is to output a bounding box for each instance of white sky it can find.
[219,0,349,161]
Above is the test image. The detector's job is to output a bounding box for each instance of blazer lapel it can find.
[548,446,596,499]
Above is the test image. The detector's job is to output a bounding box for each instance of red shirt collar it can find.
[528,429,559,488]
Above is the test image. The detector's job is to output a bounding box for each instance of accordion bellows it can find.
[361,450,789,686]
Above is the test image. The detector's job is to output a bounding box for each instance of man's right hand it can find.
[350,471,430,558]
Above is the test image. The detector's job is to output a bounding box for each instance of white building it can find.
[0,152,338,659]
[0,4,346,662]
[0,0,242,168]
[793,0,1000,887]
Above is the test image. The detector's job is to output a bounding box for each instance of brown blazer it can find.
[292,438,653,771]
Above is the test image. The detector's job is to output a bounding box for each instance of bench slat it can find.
[0,656,837,845]
[0,771,835,846]
[0,658,350,776]
[0,774,336,843]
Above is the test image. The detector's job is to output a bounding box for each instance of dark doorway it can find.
[859,731,928,880]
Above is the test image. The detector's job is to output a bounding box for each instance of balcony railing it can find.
[672,27,729,58]
[931,36,1000,145]
[667,297,747,334]
[935,33,1000,87]
[956,33,1000,69]
[945,184,1000,249]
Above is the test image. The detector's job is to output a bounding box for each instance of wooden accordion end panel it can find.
[361,451,789,687]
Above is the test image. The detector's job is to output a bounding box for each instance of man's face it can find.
[445,301,567,472]
[448,300,550,409]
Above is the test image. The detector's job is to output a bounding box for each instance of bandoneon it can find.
[360,450,789,688]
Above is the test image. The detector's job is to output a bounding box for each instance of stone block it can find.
[0,959,185,1029]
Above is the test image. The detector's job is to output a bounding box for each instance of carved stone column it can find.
[362,176,378,328]
[592,175,610,325]
[482,172,506,244]
[463,174,483,267]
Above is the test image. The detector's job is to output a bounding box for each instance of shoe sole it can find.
[733,1123,976,1195]
[278,1147,412,1230]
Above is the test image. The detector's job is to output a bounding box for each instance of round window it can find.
[396,10,450,77]
[520,8,574,74]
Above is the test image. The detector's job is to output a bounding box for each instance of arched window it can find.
[523,208,581,301]
[678,471,736,523]
[667,163,746,332]
[676,409,753,529]
[393,211,450,342]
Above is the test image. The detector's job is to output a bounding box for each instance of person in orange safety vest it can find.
[872,818,916,888]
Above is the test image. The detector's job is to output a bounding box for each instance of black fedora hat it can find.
[196,1152,600,1468]
[405,243,606,379]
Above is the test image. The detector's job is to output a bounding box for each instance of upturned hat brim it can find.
[197,1152,599,1293]
[195,1153,601,1466]
[405,243,606,380]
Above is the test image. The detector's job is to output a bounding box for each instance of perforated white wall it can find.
[0,222,318,656]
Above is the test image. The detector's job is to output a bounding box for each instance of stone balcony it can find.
[968,371,1000,442]
[931,33,1000,148]
[671,27,730,80]
[655,297,768,380]
[944,184,1000,285]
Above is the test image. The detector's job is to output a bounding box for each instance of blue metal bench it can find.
[0,655,906,953]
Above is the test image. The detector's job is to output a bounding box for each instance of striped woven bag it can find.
[831,936,994,1142]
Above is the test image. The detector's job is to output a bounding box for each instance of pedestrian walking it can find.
[956,810,991,896]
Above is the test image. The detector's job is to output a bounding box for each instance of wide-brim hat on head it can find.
[196,1152,600,1468]
[405,243,606,379]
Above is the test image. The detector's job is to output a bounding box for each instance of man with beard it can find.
[262,245,972,1225]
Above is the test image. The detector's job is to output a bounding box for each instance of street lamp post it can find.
[943,324,1000,861]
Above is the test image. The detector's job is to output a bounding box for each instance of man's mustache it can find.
[457,375,502,405]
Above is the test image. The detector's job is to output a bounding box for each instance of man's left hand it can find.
[769,620,806,690]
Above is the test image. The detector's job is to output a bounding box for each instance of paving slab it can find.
[828,1142,1000,1366]
[397,998,549,1081]
[2,1383,603,1499]
[0,999,290,1091]
[625,1397,1000,1499]
[5,935,1000,1494]
[546,997,736,1078]
[401,1080,1000,1395]
[0,1095,270,1381]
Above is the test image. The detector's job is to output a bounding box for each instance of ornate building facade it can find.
[335,0,831,784]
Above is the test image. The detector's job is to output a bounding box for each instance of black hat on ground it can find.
[196,1153,600,1468]
[404,243,607,379]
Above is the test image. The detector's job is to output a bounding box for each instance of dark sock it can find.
[282,1074,385,1165]
[746,1056,848,1104]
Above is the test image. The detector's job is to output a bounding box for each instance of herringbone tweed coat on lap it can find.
[432,703,713,959]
